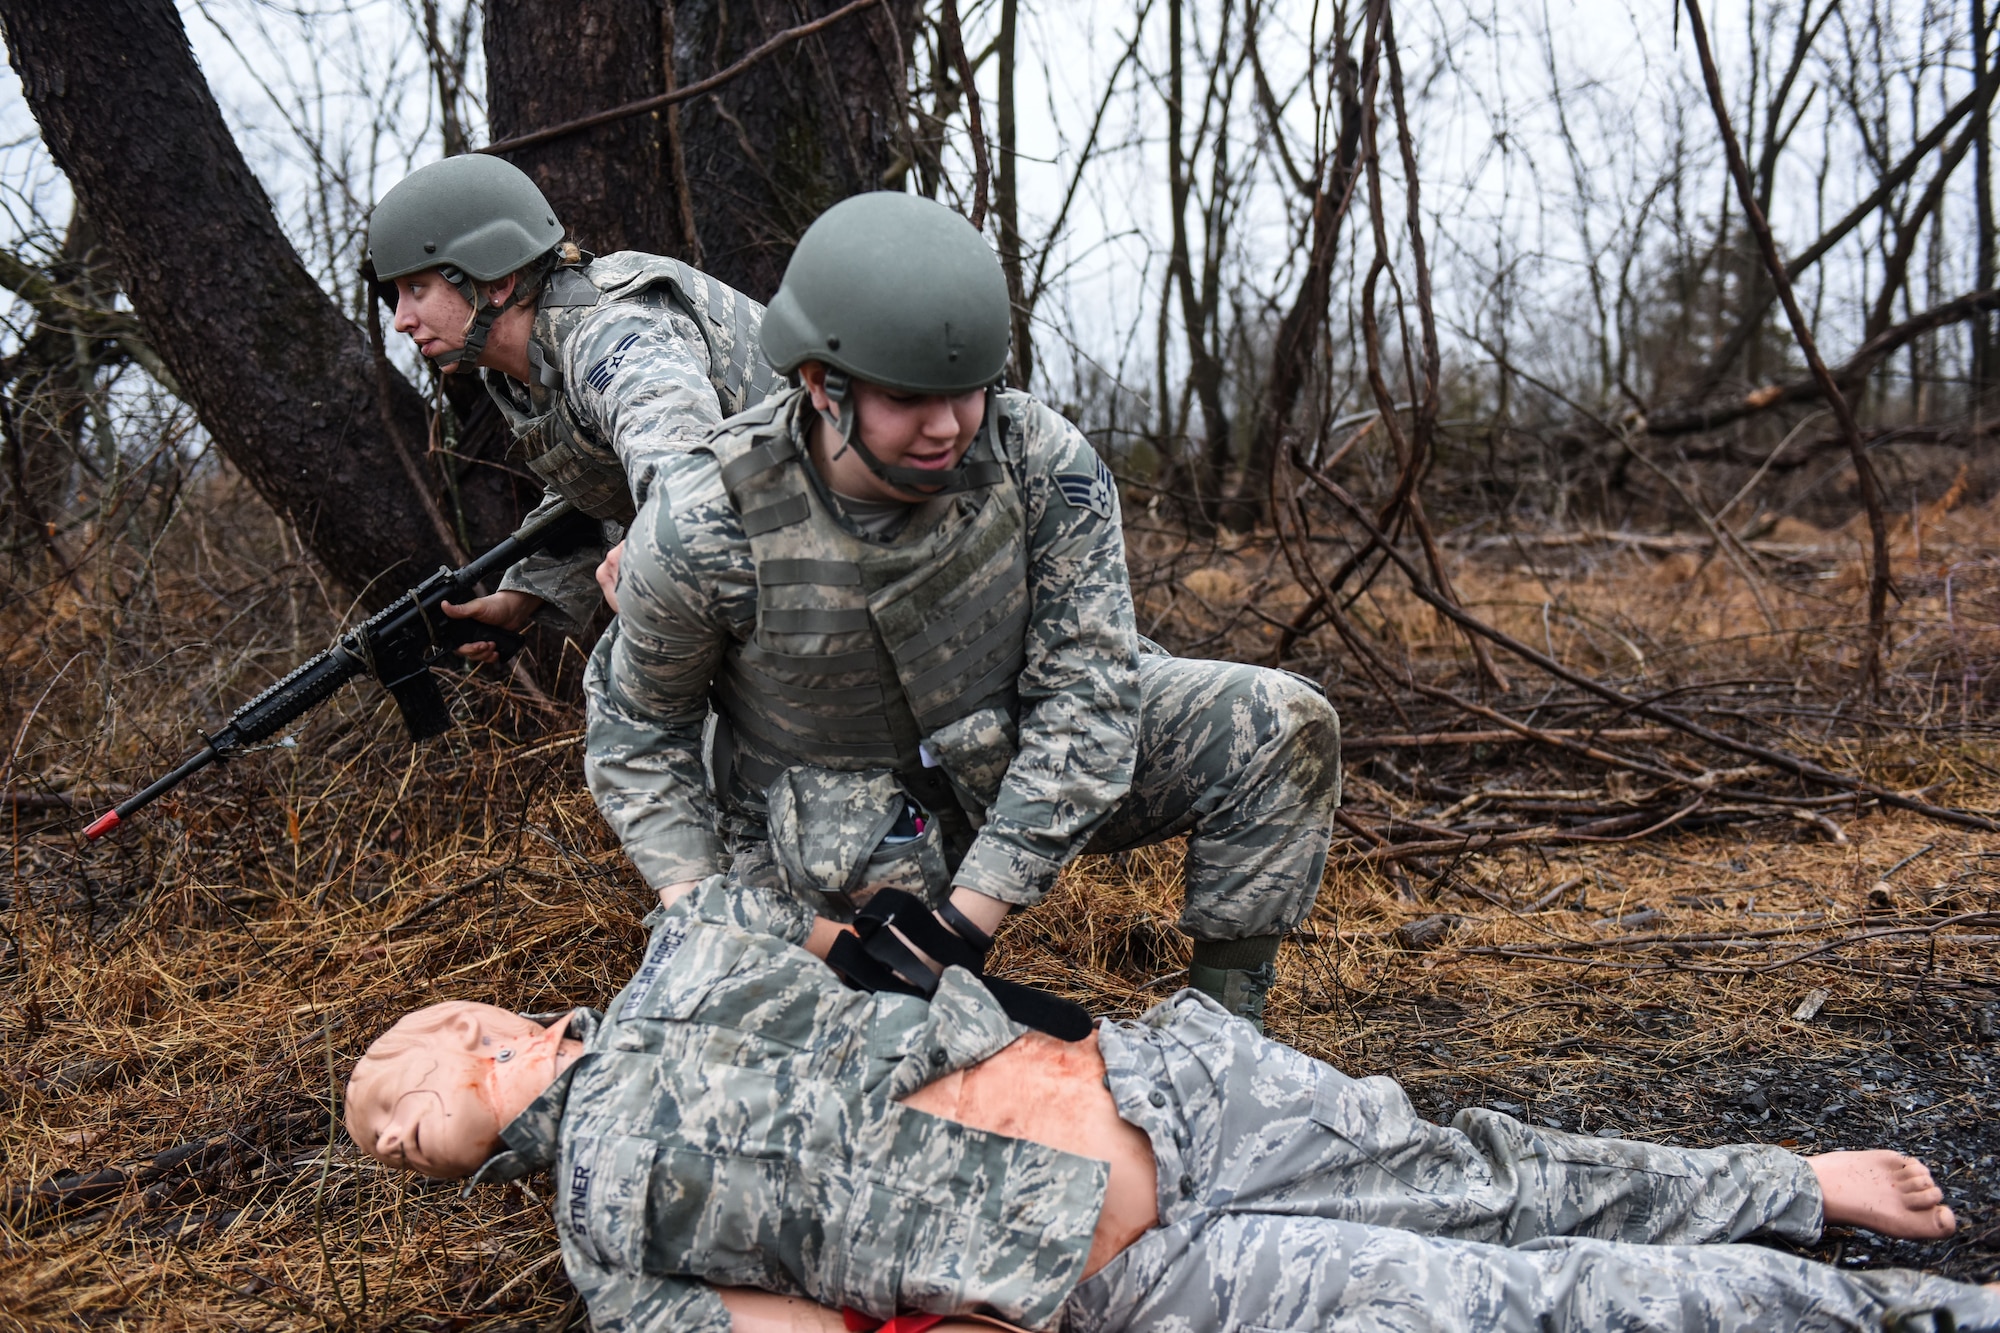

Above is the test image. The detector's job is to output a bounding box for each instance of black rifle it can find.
[84,501,597,840]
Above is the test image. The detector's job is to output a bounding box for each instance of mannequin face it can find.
[800,363,985,503]
[344,1001,581,1180]
[389,269,530,378]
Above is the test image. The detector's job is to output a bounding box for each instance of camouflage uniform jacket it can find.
[468,883,1105,1332]
[490,253,774,631]
[586,387,1141,920]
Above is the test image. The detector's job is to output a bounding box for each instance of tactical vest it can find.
[708,391,1031,835]
[484,252,779,523]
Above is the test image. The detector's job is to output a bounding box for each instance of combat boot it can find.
[1188,935,1282,1031]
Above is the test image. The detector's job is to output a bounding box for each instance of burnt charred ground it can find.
[4,464,2000,1323]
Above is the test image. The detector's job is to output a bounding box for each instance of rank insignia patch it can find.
[584,332,642,393]
[1054,453,1115,519]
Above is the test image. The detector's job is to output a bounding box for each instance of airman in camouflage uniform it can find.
[433,885,2000,1333]
[584,192,1341,1025]
[368,155,776,638]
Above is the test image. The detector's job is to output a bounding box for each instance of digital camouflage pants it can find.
[1066,992,2000,1333]
[732,653,1342,947]
[1077,653,1341,942]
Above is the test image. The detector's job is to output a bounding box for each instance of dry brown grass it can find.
[4,469,2000,1327]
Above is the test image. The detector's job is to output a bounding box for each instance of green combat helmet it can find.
[761,192,1011,494]
[367,155,566,370]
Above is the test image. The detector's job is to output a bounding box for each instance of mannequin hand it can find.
[596,540,625,613]
[440,590,542,663]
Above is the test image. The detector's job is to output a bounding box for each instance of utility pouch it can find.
[919,706,1019,814]
[518,398,637,524]
[765,766,950,917]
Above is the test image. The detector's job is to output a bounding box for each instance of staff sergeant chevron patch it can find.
[1054,453,1116,519]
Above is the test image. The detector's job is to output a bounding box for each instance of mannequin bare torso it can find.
[898,1029,1159,1279]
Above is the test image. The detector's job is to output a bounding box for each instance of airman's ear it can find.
[483,271,520,307]
[798,361,830,409]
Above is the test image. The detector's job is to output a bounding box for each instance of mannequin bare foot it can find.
[1809,1150,1955,1239]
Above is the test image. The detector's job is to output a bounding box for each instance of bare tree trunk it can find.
[1974,0,1996,404]
[1166,0,1236,530]
[486,0,679,258]
[995,0,1033,389]
[0,0,472,600]
[1228,24,1361,532]
[489,0,920,302]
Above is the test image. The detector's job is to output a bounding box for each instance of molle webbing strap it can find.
[718,683,900,762]
[885,557,1027,661]
[763,607,872,634]
[741,494,810,536]
[724,676,888,736]
[761,558,863,586]
[727,686,898,740]
[943,654,1023,724]
[738,641,880,676]
[904,604,1031,702]
[732,669,885,711]
[719,435,800,492]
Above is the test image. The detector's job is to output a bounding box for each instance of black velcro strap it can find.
[837,890,1094,1041]
[860,889,985,975]
[981,977,1094,1041]
[934,898,993,954]
[825,931,933,998]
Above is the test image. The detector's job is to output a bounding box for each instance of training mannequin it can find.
[346,881,2000,1333]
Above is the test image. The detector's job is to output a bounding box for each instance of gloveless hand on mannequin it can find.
[390,266,548,662]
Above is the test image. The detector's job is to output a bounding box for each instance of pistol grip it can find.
[433,616,527,664]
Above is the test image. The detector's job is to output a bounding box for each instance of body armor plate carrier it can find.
[485,252,778,523]
[708,391,1031,858]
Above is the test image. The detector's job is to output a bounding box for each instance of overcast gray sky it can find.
[0,0,1975,415]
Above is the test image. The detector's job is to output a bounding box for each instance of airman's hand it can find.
[596,540,625,613]
[440,589,542,664]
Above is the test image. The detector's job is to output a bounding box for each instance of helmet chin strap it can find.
[432,255,557,371]
[816,371,1002,496]
[430,266,493,371]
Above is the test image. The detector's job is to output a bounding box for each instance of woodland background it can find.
[5,0,2000,1326]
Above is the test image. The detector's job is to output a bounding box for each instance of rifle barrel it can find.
[83,744,221,840]
[81,499,583,841]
